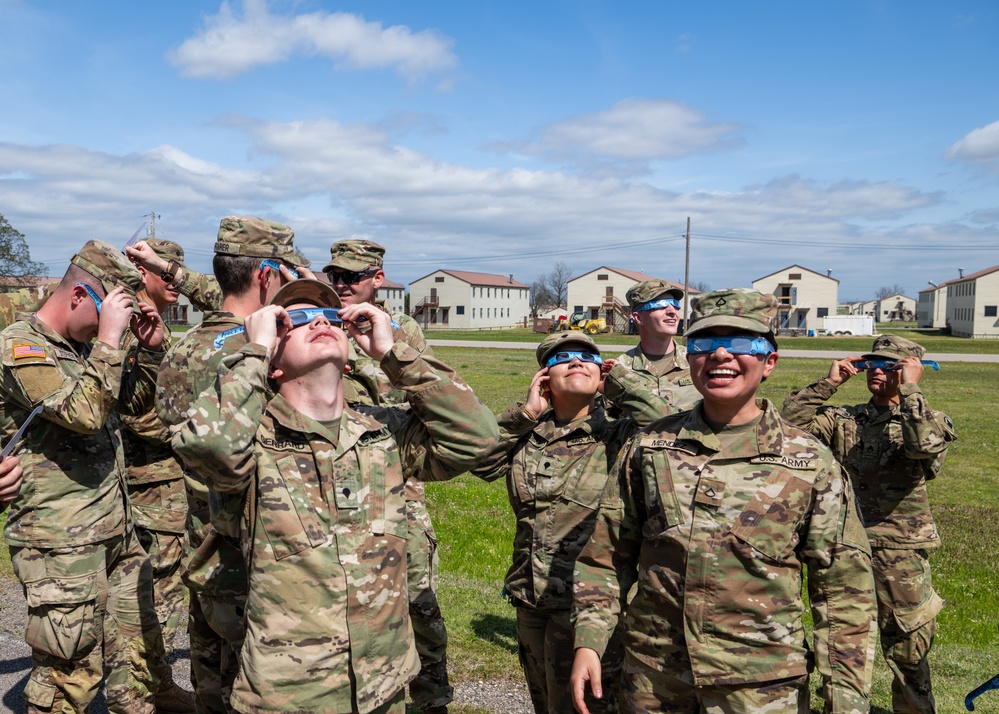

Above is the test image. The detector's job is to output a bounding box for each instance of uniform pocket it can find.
[639,450,684,537]
[259,455,326,560]
[23,571,100,661]
[730,470,810,561]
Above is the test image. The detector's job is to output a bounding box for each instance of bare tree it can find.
[875,284,905,300]
[687,280,710,294]
[542,261,572,308]
[529,279,556,318]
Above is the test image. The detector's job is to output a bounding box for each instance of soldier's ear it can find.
[268,364,283,381]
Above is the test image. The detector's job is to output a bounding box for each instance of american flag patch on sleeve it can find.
[13,344,46,360]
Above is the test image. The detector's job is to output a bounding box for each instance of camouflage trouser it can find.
[406,498,453,711]
[620,653,809,714]
[135,528,187,654]
[11,531,170,714]
[514,605,622,714]
[188,588,245,714]
[872,547,944,714]
[128,476,189,656]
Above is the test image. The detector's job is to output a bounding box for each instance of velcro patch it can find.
[13,344,46,360]
[638,436,696,453]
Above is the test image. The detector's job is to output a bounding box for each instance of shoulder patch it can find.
[13,344,46,360]
[750,454,818,470]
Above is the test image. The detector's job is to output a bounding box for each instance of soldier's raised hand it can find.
[132,300,167,351]
[525,368,550,416]
[341,303,394,361]
[245,304,291,361]
[897,355,924,385]
[827,356,862,387]
[97,286,136,347]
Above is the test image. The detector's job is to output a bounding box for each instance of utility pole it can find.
[683,217,691,332]
[149,210,157,239]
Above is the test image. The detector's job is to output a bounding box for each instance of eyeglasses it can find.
[75,282,102,313]
[851,359,941,372]
[260,259,300,280]
[287,307,342,329]
[635,297,681,312]
[686,335,774,356]
[545,351,603,368]
[327,268,378,285]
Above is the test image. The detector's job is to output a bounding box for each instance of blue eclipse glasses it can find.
[76,282,103,313]
[851,359,940,372]
[545,351,603,368]
[686,335,775,356]
[287,307,342,328]
[635,297,681,312]
[260,259,300,280]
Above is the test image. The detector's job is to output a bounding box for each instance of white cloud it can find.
[492,99,741,165]
[167,0,457,80]
[0,122,981,297]
[944,119,999,168]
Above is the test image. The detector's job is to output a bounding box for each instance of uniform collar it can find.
[266,392,387,456]
[677,399,786,458]
[534,405,609,442]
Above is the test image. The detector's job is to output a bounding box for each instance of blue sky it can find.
[1,0,997,301]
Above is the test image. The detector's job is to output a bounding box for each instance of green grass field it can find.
[424,325,999,355]
[427,346,999,713]
[2,345,997,712]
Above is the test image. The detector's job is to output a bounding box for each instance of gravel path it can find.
[0,575,532,714]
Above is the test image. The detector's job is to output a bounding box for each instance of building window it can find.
[986,306,998,317]
[597,274,608,280]
[789,273,802,280]
[487,288,491,298]
[574,305,583,313]
[817,308,829,318]
[435,276,445,283]
[456,305,465,315]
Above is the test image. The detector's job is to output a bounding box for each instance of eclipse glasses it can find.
[545,351,603,368]
[260,259,300,280]
[76,282,103,313]
[686,335,775,356]
[635,297,681,313]
[851,359,940,372]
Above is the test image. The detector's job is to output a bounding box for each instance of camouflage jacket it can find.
[0,314,162,547]
[0,283,57,331]
[573,400,876,712]
[344,301,433,504]
[472,365,671,610]
[172,341,499,714]
[613,342,700,411]
[781,378,956,549]
[156,310,249,596]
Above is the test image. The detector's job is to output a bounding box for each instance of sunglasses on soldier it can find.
[327,268,378,285]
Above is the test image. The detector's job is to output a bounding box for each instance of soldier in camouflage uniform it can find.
[782,335,955,714]
[0,241,178,714]
[612,279,699,412]
[122,239,222,665]
[473,331,671,714]
[571,288,877,714]
[170,278,500,714]
[156,217,310,714]
[324,239,452,713]
[127,238,224,310]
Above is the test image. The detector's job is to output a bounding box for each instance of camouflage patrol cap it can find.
[627,279,684,311]
[323,239,386,273]
[270,279,341,310]
[536,331,600,367]
[687,288,778,344]
[145,238,184,263]
[862,334,925,361]
[71,240,142,295]
[214,216,310,268]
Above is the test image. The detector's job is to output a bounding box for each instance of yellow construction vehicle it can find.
[550,311,608,335]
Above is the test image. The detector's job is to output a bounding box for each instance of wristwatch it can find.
[160,260,179,284]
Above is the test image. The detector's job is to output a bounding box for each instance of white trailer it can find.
[821,314,875,336]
